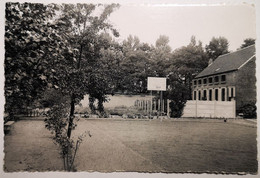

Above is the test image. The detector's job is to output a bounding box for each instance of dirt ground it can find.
[4,118,257,173]
[4,119,63,172]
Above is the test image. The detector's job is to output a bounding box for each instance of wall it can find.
[235,57,256,110]
[192,71,236,101]
[182,100,236,118]
[79,94,153,108]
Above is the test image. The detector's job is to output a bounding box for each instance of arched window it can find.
[193,91,197,100]
[221,88,225,101]
[203,90,207,100]
[209,89,212,101]
[215,89,218,101]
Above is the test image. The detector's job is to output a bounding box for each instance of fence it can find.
[25,108,50,117]
[182,100,236,118]
[135,98,171,117]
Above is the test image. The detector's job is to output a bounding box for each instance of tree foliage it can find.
[205,36,229,60]
[87,38,123,114]
[5,3,66,119]
[240,38,255,49]
[151,35,172,77]
[46,3,120,137]
[119,35,154,94]
[166,36,208,117]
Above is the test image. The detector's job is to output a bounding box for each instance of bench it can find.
[4,121,15,134]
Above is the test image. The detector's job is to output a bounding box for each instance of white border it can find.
[0,0,259,178]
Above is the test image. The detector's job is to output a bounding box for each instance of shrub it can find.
[169,100,186,118]
[239,102,257,118]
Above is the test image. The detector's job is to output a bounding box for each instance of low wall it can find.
[80,94,153,108]
[182,100,236,118]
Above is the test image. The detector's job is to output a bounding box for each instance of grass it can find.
[4,118,257,173]
[72,118,257,173]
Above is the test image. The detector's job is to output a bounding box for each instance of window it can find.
[221,75,226,83]
[203,78,207,85]
[228,87,234,101]
[193,80,197,86]
[198,79,202,85]
[203,90,207,100]
[198,91,201,100]
[221,88,225,101]
[214,76,219,83]
[208,77,213,84]
[209,89,212,101]
[215,89,218,101]
[193,91,197,100]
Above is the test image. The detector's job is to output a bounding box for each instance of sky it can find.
[108,3,256,51]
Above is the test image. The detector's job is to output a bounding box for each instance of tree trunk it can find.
[67,94,75,138]
[67,44,83,138]
[98,98,104,114]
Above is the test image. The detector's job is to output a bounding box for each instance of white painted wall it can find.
[182,100,236,118]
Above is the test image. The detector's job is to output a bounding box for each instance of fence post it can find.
[167,99,170,118]
[146,100,148,113]
[162,99,164,114]
[150,100,153,114]
[158,99,160,112]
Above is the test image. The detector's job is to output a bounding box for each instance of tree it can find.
[240,38,255,49]
[5,2,120,170]
[51,3,120,138]
[41,3,120,171]
[87,36,123,114]
[151,35,172,77]
[120,36,154,94]
[166,73,189,117]
[166,36,208,117]
[205,36,229,60]
[5,2,64,119]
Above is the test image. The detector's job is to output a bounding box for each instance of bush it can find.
[239,102,257,118]
[169,100,186,118]
[106,106,149,118]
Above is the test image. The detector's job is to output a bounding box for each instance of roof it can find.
[195,45,255,78]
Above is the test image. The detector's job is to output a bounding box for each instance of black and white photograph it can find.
[0,0,259,176]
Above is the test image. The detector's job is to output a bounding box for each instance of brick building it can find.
[191,45,256,115]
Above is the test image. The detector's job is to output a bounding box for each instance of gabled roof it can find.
[195,45,255,79]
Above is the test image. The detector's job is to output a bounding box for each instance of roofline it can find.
[194,44,255,79]
[194,69,238,79]
[216,44,255,59]
[238,55,255,70]
[195,53,256,79]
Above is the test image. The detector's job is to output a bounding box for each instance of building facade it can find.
[191,45,256,114]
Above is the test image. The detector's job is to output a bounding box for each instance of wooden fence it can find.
[135,99,171,117]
